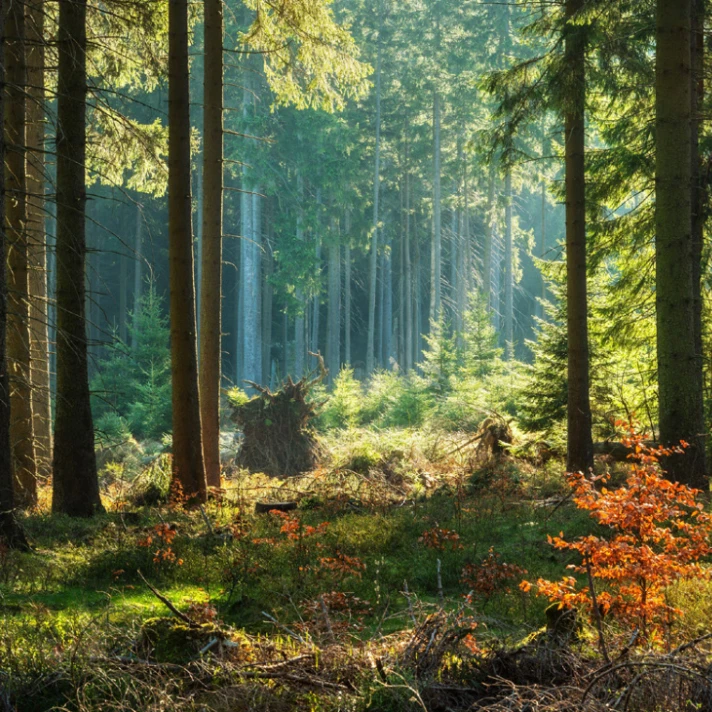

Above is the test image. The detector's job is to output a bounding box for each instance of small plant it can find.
[138,523,183,567]
[461,547,527,601]
[521,424,712,643]
[419,526,464,552]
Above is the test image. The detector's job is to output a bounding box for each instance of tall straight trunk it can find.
[483,163,496,317]
[655,0,706,486]
[242,185,262,385]
[503,168,514,359]
[0,5,27,546]
[326,221,340,385]
[5,0,36,508]
[294,174,305,377]
[281,310,288,381]
[414,210,423,363]
[53,0,102,515]
[461,151,470,320]
[133,204,143,325]
[26,0,51,483]
[366,2,382,375]
[119,249,128,342]
[539,179,547,318]
[262,207,273,385]
[377,250,384,365]
[450,204,458,322]
[398,184,405,368]
[194,170,203,331]
[691,0,704,376]
[198,0,223,488]
[564,0,593,473]
[384,235,393,367]
[491,226,501,331]
[344,215,351,367]
[168,0,206,502]
[404,140,413,372]
[310,191,322,360]
[430,90,442,323]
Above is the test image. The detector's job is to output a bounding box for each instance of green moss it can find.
[138,617,223,663]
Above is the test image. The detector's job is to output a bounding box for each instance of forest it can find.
[3,0,712,709]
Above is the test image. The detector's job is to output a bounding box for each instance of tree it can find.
[198,0,224,489]
[366,0,383,375]
[52,0,103,516]
[168,0,207,503]
[0,3,28,547]
[26,0,52,484]
[654,0,707,487]
[5,0,37,507]
[564,0,593,473]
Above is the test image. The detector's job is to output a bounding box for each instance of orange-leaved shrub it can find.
[521,424,712,642]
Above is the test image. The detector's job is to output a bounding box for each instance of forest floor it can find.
[3,427,712,711]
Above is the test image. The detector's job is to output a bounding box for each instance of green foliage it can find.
[319,367,363,429]
[92,286,172,441]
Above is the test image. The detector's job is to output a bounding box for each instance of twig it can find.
[199,505,214,536]
[436,559,444,607]
[585,555,610,664]
[262,611,306,644]
[404,580,417,627]
[320,595,336,644]
[137,569,197,628]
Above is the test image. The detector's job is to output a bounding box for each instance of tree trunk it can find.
[404,140,413,372]
[655,0,706,486]
[242,184,262,385]
[430,90,442,323]
[132,202,143,342]
[366,2,382,375]
[384,234,393,367]
[690,0,704,386]
[198,0,223,489]
[310,190,322,362]
[119,248,128,342]
[26,0,51,484]
[0,5,28,546]
[539,178,547,319]
[564,0,593,473]
[326,219,340,385]
[294,174,305,378]
[168,0,206,502]
[53,0,103,515]
[5,0,36,508]
[344,217,351,367]
[483,163,496,319]
[503,168,514,359]
[262,207,273,386]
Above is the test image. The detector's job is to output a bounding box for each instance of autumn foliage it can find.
[521,425,712,642]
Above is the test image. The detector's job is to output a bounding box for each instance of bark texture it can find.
[564,0,593,474]
[5,0,36,507]
[655,0,707,486]
[26,0,52,483]
[53,0,103,516]
[168,0,206,502]
[0,4,28,546]
[199,0,224,489]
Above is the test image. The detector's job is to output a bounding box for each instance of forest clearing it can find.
[4,0,712,709]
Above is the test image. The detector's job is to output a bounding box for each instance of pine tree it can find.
[199,0,224,489]
[168,0,207,503]
[53,0,103,516]
[654,0,707,487]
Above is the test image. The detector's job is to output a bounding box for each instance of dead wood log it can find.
[255,501,297,514]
